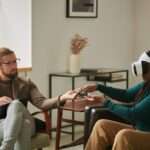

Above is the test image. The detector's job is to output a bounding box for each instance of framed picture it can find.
[66,0,98,18]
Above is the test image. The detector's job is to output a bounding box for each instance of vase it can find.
[69,54,80,74]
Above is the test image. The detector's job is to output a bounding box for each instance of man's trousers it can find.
[0,100,35,150]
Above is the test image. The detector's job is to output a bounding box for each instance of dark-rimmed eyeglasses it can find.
[1,58,21,66]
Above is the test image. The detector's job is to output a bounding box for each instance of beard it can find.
[2,69,18,80]
[6,72,18,80]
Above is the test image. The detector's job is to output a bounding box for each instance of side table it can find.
[49,72,88,140]
[55,97,102,150]
[49,69,129,140]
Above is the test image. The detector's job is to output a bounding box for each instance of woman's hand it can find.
[0,96,12,106]
[60,83,98,102]
[84,95,106,103]
[81,84,97,93]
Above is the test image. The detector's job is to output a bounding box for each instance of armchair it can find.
[84,106,131,147]
[31,111,51,150]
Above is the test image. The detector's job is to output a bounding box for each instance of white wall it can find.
[30,0,135,97]
[132,0,150,83]
[135,0,150,58]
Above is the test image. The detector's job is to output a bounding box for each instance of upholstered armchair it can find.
[31,111,51,150]
[84,106,131,147]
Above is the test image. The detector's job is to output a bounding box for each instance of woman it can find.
[81,50,150,150]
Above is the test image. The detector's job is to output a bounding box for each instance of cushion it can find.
[31,133,50,149]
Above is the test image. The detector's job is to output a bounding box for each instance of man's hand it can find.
[61,90,78,101]
[0,96,12,106]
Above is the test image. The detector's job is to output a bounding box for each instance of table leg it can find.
[72,77,75,141]
[55,108,63,150]
[49,74,52,138]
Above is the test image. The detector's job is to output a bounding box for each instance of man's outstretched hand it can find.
[61,90,78,101]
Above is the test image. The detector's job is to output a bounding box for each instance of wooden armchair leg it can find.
[55,108,63,150]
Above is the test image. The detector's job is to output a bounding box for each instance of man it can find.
[0,47,77,150]
[80,50,150,150]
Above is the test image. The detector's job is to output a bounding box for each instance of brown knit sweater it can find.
[0,77,53,119]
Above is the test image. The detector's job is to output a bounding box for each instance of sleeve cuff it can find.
[103,99,111,106]
[96,83,100,91]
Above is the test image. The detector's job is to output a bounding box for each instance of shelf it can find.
[80,68,128,82]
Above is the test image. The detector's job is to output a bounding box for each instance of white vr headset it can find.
[132,51,150,76]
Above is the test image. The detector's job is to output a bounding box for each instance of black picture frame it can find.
[66,0,98,18]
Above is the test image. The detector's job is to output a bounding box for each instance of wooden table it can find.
[49,69,128,141]
[55,97,102,150]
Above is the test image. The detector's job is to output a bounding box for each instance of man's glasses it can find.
[1,58,21,66]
